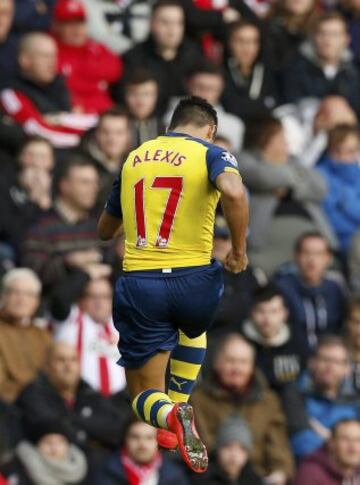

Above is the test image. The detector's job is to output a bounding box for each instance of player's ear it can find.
[208,124,217,142]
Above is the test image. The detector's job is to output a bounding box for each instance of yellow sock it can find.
[132,389,174,429]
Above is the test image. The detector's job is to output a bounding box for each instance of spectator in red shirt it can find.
[52,0,122,114]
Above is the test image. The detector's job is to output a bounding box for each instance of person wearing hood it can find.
[191,416,263,485]
[282,11,360,116]
[242,284,307,394]
[191,333,294,484]
[294,419,360,485]
[0,420,88,485]
[316,124,360,253]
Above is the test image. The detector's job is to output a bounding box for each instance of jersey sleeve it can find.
[104,175,122,219]
[206,146,241,186]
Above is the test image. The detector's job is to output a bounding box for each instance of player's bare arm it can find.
[97,211,122,241]
[216,172,249,274]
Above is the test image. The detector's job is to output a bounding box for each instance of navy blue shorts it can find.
[113,259,224,368]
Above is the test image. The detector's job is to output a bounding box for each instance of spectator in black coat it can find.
[222,20,278,121]
[242,284,307,394]
[96,420,189,485]
[16,342,128,458]
[282,11,360,115]
[274,232,348,354]
[191,416,263,485]
[122,0,202,112]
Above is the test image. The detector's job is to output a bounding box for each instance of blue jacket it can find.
[274,268,347,354]
[289,372,359,459]
[316,156,360,251]
[96,451,190,485]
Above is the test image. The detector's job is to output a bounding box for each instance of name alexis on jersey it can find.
[132,149,187,167]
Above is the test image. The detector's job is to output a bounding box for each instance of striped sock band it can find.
[132,389,174,429]
[168,331,207,403]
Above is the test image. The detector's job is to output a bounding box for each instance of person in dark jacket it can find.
[191,416,263,485]
[222,20,278,121]
[274,232,348,354]
[282,11,360,115]
[16,342,127,457]
[294,419,360,485]
[96,419,189,485]
[122,0,202,112]
[242,284,307,394]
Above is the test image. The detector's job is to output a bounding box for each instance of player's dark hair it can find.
[252,284,284,307]
[152,0,183,15]
[294,231,332,253]
[169,96,218,131]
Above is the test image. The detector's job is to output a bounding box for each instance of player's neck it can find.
[170,125,211,142]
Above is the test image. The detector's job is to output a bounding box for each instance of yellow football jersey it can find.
[105,132,240,271]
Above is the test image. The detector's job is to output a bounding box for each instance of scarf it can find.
[121,448,162,485]
[16,441,87,485]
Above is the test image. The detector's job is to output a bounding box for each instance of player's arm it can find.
[97,175,123,241]
[216,172,249,273]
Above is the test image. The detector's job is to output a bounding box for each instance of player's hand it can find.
[224,249,248,274]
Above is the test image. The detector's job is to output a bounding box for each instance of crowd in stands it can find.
[2,0,360,484]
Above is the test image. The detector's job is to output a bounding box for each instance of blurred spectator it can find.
[52,0,122,114]
[81,108,130,209]
[191,334,294,483]
[284,336,358,459]
[82,0,151,55]
[17,342,128,454]
[54,278,126,396]
[164,61,244,151]
[13,0,56,33]
[340,0,360,63]
[0,32,96,148]
[191,416,263,485]
[316,124,360,253]
[209,214,265,333]
[267,0,320,68]
[222,20,278,121]
[282,12,360,115]
[294,419,360,484]
[242,284,307,393]
[274,232,348,353]
[0,0,17,85]
[21,155,109,290]
[123,69,164,146]
[241,117,335,275]
[0,420,87,485]
[345,297,360,391]
[0,137,54,262]
[123,0,202,111]
[97,420,189,485]
[349,231,360,294]
[0,399,22,461]
[0,268,51,403]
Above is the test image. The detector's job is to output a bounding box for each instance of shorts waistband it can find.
[122,262,214,278]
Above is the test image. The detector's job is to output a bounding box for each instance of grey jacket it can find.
[239,150,338,249]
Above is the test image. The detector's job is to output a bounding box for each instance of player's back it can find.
[120,132,238,271]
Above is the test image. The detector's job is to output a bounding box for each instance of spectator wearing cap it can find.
[191,334,294,484]
[0,32,96,148]
[122,0,202,112]
[52,0,122,114]
[282,12,360,115]
[97,420,189,485]
[242,285,307,394]
[0,419,87,485]
[209,214,265,334]
[274,232,347,354]
[164,61,244,152]
[16,342,129,459]
[192,416,263,485]
[0,268,51,403]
